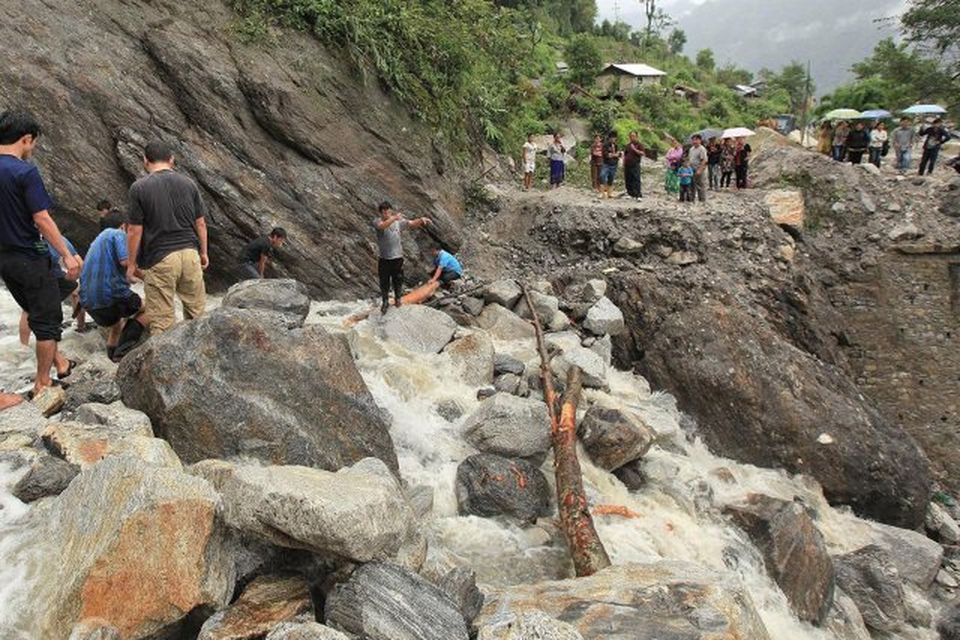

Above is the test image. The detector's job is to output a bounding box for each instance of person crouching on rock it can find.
[238,227,287,281]
[80,209,149,362]
[429,247,463,287]
[125,141,209,335]
[373,201,431,315]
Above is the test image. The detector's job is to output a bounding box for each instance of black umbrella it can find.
[687,128,723,144]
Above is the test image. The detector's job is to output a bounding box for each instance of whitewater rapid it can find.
[0,290,940,639]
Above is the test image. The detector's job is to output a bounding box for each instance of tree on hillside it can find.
[716,64,752,86]
[494,0,596,35]
[696,48,715,72]
[768,61,813,115]
[565,33,603,87]
[901,0,960,78]
[667,28,686,55]
[639,0,673,52]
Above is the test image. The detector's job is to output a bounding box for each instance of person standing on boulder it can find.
[238,227,287,280]
[0,110,81,399]
[126,141,208,335]
[373,201,430,315]
[687,134,708,202]
[623,131,645,199]
[918,118,951,175]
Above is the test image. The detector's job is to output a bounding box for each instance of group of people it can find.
[819,117,952,175]
[665,135,751,202]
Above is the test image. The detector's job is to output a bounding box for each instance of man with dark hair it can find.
[918,118,950,175]
[126,141,208,334]
[687,134,708,203]
[81,210,148,361]
[238,227,287,280]
[428,247,463,286]
[373,201,430,315]
[0,110,81,400]
[624,131,645,199]
[96,199,113,231]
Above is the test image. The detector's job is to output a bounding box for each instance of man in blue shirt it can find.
[80,210,148,362]
[0,110,80,402]
[429,247,463,286]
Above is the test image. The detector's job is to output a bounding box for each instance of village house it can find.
[596,63,666,96]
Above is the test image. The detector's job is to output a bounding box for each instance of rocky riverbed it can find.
[1,276,959,639]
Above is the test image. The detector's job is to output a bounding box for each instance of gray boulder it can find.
[824,589,871,640]
[939,601,960,640]
[12,454,79,502]
[550,346,607,389]
[118,307,398,472]
[378,305,457,354]
[436,567,485,627]
[477,611,584,640]
[198,574,313,640]
[0,400,45,436]
[613,460,646,491]
[582,297,625,336]
[192,457,413,562]
[513,291,559,322]
[493,373,521,395]
[456,454,551,524]
[72,402,152,435]
[494,353,525,376]
[589,335,612,366]
[577,404,654,471]
[61,356,120,413]
[462,297,485,317]
[484,280,522,308]
[266,622,350,640]
[221,278,311,329]
[325,563,469,640]
[861,519,943,588]
[724,494,835,624]
[477,304,534,341]
[834,545,905,633]
[925,501,960,543]
[41,421,181,469]
[583,279,607,303]
[462,394,550,459]
[445,331,495,386]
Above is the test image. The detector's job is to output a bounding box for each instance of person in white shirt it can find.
[521,134,537,191]
[868,122,888,168]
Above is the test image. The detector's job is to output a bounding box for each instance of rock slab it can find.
[834,545,905,633]
[463,393,550,459]
[198,574,313,640]
[378,305,457,354]
[221,278,311,329]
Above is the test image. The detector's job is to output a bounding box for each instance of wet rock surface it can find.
[834,545,906,633]
[378,305,458,354]
[456,453,551,524]
[12,454,79,503]
[577,403,654,472]
[462,393,550,459]
[222,279,311,329]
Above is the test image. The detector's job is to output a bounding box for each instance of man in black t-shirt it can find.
[238,227,287,280]
[126,141,209,334]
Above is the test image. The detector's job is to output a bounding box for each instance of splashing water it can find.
[0,292,939,638]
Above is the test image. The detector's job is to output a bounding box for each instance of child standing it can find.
[678,159,695,202]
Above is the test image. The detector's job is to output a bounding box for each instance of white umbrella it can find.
[902,104,947,115]
[721,127,755,139]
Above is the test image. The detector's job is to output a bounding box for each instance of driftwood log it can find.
[522,284,611,577]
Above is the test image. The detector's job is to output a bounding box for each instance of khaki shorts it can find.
[143,248,206,334]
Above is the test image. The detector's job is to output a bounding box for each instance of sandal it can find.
[25,379,66,401]
[57,359,79,380]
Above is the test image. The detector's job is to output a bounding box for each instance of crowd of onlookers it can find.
[818,117,953,175]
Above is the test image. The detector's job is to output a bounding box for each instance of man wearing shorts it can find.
[126,141,208,334]
[0,110,81,399]
[81,210,148,361]
[18,236,85,347]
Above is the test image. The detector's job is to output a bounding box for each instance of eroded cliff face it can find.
[0,0,463,295]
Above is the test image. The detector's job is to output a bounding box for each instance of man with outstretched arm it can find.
[126,141,208,334]
[0,110,81,401]
[373,201,430,315]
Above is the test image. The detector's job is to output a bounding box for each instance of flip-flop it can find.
[56,360,78,380]
[24,379,66,401]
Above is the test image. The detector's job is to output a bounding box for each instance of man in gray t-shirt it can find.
[892,118,916,173]
[373,200,430,314]
[688,135,709,203]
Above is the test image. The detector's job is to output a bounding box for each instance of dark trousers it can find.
[0,251,62,341]
[625,162,642,197]
[848,149,865,165]
[720,171,733,188]
[868,147,883,167]
[237,262,260,280]
[735,163,748,189]
[708,163,719,189]
[439,271,462,285]
[679,184,694,202]
[378,258,404,304]
[832,145,845,161]
[919,147,940,175]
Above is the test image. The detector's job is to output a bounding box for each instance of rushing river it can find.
[0,289,940,639]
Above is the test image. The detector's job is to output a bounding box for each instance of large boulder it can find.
[834,545,905,633]
[198,574,313,640]
[859,519,943,588]
[35,456,234,639]
[484,280,522,308]
[192,458,413,563]
[476,304,534,341]
[641,302,931,528]
[724,494,835,624]
[764,189,805,230]
[61,356,121,413]
[12,454,79,502]
[444,331,495,386]
[475,562,771,639]
[582,297,625,336]
[513,291,559,322]
[577,403,654,471]
[550,345,607,389]
[455,454,551,524]
[462,394,550,459]
[118,307,398,472]
[325,563,469,640]
[221,278,311,329]
[377,305,458,354]
[41,422,180,469]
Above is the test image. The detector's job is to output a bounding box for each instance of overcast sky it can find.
[595,0,908,94]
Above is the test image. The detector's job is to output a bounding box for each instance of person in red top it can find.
[623,131,645,199]
[589,135,603,192]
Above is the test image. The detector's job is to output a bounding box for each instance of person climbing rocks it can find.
[238,227,287,280]
[125,140,209,335]
[0,110,81,400]
[893,117,916,173]
[600,131,620,199]
[80,209,149,362]
[548,133,566,189]
[845,122,869,165]
[373,200,431,315]
[624,131,645,199]
[687,134,708,202]
[18,235,86,348]
[429,246,463,286]
[918,118,951,175]
[522,134,537,191]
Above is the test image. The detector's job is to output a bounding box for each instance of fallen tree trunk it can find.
[522,284,611,577]
[343,281,441,326]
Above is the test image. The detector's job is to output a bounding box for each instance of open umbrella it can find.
[902,104,947,115]
[721,127,755,139]
[823,108,862,120]
[859,109,892,119]
[687,128,723,143]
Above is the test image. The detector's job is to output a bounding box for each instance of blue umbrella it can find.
[860,109,892,119]
[902,104,947,115]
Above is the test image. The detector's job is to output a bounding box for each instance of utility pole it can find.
[799,60,812,146]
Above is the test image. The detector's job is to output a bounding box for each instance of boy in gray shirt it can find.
[373,201,430,314]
